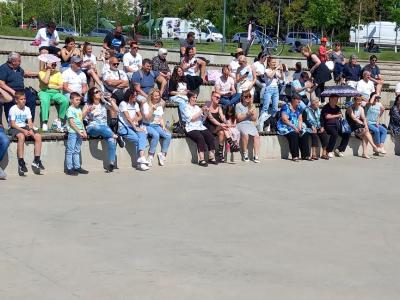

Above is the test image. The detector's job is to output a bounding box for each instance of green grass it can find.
[2,26,400,61]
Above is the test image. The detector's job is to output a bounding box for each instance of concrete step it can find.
[1,134,399,175]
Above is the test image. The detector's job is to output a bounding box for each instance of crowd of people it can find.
[0,23,400,179]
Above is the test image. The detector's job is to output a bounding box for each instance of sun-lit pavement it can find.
[1,157,400,300]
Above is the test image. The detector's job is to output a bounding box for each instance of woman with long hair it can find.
[81,42,104,90]
[169,66,189,111]
[60,36,81,72]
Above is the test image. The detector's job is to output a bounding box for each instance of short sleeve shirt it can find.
[291,79,306,96]
[66,106,84,133]
[39,70,63,90]
[103,69,128,81]
[0,63,25,91]
[34,27,60,47]
[215,76,234,95]
[321,104,341,126]
[62,68,87,94]
[8,105,32,127]
[253,61,266,76]
[131,70,160,94]
[123,52,142,73]
[86,103,108,126]
[356,79,375,97]
[118,101,139,127]
[363,64,380,79]
[235,102,253,125]
[104,32,126,52]
[142,102,164,125]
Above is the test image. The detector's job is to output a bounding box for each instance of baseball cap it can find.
[71,56,82,64]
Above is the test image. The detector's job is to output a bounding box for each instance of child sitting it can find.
[65,92,89,176]
[8,91,44,176]
[225,106,240,162]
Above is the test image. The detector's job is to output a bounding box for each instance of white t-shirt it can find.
[177,82,188,93]
[35,27,60,47]
[229,58,240,76]
[253,61,266,76]
[118,101,140,127]
[142,102,164,125]
[183,104,207,132]
[396,82,400,94]
[82,54,97,70]
[8,105,32,127]
[62,68,87,94]
[183,57,197,76]
[356,79,375,97]
[215,76,235,95]
[103,69,128,81]
[123,52,142,74]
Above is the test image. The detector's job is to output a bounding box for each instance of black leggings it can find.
[310,131,329,148]
[286,131,310,159]
[186,129,216,153]
[314,82,326,103]
[325,125,350,152]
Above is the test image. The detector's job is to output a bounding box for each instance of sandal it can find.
[198,160,208,167]
[208,158,218,165]
[292,157,300,162]
[361,154,370,159]
[311,156,319,160]
[303,157,313,161]
[321,154,329,160]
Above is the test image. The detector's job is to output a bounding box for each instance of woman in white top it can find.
[117,89,150,171]
[257,57,284,132]
[82,42,103,90]
[169,66,189,111]
[183,91,217,167]
[346,96,381,158]
[141,88,172,167]
[236,55,256,95]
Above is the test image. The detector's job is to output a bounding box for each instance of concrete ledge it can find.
[1,134,399,175]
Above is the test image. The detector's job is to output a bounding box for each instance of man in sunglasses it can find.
[62,56,88,100]
[362,55,384,95]
[123,40,142,79]
[103,57,129,105]
[103,25,126,59]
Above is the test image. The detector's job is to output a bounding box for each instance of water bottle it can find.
[166,120,171,130]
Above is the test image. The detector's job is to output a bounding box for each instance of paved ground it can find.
[1,157,400,300]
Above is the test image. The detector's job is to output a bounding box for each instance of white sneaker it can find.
[379,148,387,154]
[139,163,149,171]
[147,155,154,167]
[137,156,149,165]
[253,156,260,163]
[42,124,48,132]
[334,149,344,157]
[328,152,334,158]
[0,167,6,179]
[157,152,166,166]
[33,126,39,131]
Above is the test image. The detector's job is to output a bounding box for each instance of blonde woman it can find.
[141,88,172,166]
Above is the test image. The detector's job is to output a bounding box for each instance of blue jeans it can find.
[220,93,241,107]
[118,125,147,152]
[66,132,82,170]
[368,123,387,145]
[169,95,188,112]
[146,124,172,154]
[87,124,116,164]
[0,127,10,161]
[255,80,266,103]
[261,85,279,116]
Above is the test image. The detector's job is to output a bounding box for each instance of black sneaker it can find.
[18,164,25,176]
[116,135,125,148]
[74,168,89,174]
[37,160,45,170]
[107,164,115,172]
[66,169,78,176]
[20,162,28,173]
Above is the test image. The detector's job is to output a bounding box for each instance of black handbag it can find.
[172,121,186,135]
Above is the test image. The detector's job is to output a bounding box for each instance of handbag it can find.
[172,121,186,135]
[340,119,352,134]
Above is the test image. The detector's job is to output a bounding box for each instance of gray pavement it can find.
[1,157,400,300]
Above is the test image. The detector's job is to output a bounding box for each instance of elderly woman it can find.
[204,91,240,162]
[38,58,69,132]
[304,98,329,160]
[389,95,400,137]
[365,92,387,154]
[236,55,256,95]
[346,96,382,158]
[83,87,124,172]
[321,95,350,158]
[141,88,172,167]
[235,90,260,163]
[277,94,311,161]
[183,91,217,167]
[301,46,331,102]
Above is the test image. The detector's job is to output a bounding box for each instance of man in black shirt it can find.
[103,26,126,59]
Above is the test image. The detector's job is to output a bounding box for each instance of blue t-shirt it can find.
[104,32,126,52]
[0,63,25,90]
[342,63,362,82]
[131,70,160,94]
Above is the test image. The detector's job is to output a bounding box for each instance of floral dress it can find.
[277,103,307,135]
[389,104,400,135]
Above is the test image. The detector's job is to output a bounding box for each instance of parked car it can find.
[231,32,261,44]
[88,28,113,37]
[285,32,320,45]
[56,27,79,37]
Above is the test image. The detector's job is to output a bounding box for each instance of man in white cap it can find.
[62,56,88,99]
[151,48,170,98]
[123,40,142,80]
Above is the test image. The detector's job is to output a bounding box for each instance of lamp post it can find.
[148,0,152,40]
[222,0,226,52]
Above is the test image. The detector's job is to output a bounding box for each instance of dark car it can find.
[88,28,113,38]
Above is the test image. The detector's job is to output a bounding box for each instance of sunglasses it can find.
[94,90,101,94]
[132,47,139,49]
[243,95,251,99]
[213,96,221,100]
[371,59,377,62]
[112,63,119,67]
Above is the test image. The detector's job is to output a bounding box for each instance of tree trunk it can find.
[71,0,77,33]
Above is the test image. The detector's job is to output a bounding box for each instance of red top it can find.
[318,45,328,63]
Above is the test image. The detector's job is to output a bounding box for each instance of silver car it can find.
[285,32,320,45]
[231,32,261,44]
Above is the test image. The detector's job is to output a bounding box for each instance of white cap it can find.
[158,48,168,56]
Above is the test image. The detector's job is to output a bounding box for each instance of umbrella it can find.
[37,54,61,64]
[321,85,361,97]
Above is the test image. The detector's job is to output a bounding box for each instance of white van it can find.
[350,21,400,46]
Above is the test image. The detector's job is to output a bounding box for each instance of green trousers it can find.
[38,89,69,122]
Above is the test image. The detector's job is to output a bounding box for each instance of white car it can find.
[231,32,261,44]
